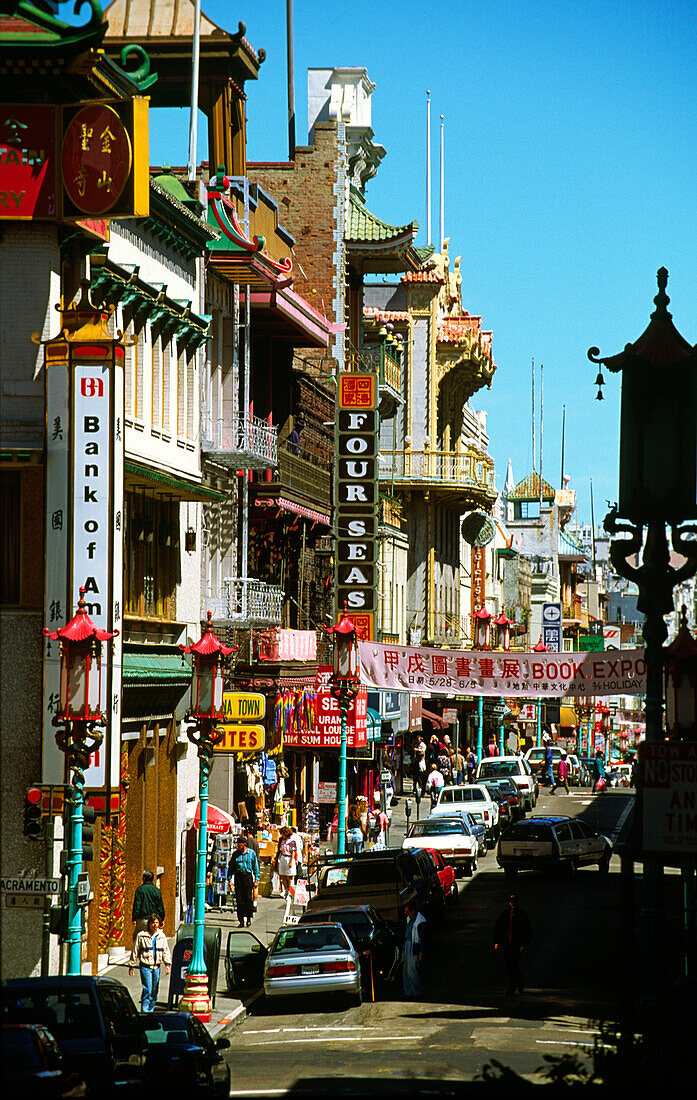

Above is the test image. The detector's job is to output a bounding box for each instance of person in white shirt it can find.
[425,764,445,807]
[128,914,171,1012]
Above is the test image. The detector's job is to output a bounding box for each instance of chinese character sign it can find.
[360,641,647,698]
[0,106,57,218]
[62,104,132,216]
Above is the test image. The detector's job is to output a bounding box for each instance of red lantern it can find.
[494,612,514,652]
[43,586,118,723]
[180,612,234,722]
[326,611,363,693]
[473,607,493,650]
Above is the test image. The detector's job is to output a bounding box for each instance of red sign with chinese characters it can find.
[283,668,368,749]
[471,545,486,624]
[0,106,57,218]
[339,374,376,409]
[61,104,131,216]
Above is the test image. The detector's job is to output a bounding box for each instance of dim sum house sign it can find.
[335,374,378,641]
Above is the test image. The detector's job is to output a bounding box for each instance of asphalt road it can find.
[223,789,635,1096]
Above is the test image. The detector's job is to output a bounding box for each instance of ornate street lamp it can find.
[179,612,235,1021]
[43,587,118,976]
[473,606,493,650]
[664,607,697,739]
[326,611,363,857]
[493,613,514,752]
[588,267,697,1039]
[532,637,549,746]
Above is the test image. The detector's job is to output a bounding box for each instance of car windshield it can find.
[479,761,519,778]
[301,913,371,943]
[410,820,466,837]
[273,926,349,955]
[1,988,100,1041]
[504,822,554,841]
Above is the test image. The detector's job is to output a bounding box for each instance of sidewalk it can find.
[103,789,416,1033]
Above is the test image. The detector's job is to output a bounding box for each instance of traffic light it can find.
[23,788,44,839]
[81,804,96,864]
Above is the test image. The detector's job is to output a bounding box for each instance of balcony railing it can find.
[277,443,331,506]
[378,448,495,494]
[201,413,278,470]
[204,577,283,627]
[345,344,402,403]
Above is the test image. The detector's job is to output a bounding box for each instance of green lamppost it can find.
[178,612,234,1021]
[494,613,514,754]
[473,607,493,762]
[532,636,549,747]
[589,267,697,1039]
[43,587,118,976]
[327,612,363,857]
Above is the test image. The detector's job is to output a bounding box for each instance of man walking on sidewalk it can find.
[132,871,165,939]
[228,835,259,927]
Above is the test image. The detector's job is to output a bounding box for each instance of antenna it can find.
[439,115,445,249]
[539,364,544,508]
[426,91,432,246]
[560,404,566,486]
[531,358,536,472]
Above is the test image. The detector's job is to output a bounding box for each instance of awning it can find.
[244,287,335,348]
[560,705,578,727]
[125,459,226,503]
[422,707,448,730]
[367,707,381,744]
[123,652,191,686]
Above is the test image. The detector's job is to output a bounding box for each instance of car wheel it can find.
[351,984,363,1008]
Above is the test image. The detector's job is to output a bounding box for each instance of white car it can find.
[497,815,613,877]
[476,756,537,811]
[403,814,481,876]
[430,784,499,846]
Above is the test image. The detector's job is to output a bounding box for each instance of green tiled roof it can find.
[347,190,417,244]
[507,471,556,501]
[414,244,436,263]
[123,652,191,686]
[559,528,588,559]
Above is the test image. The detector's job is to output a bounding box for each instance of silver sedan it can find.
[263,922,363,1005]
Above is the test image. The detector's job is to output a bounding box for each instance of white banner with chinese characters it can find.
[359,642,647,698]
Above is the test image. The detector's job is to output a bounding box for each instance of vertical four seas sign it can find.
[335,374,378,640]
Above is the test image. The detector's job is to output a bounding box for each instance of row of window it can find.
[123,323,197,441]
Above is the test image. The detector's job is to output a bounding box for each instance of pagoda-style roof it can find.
[104,0,263,104]
[0,0,147,99]
[589,267,697,374]
[507,471,556,502]
[346,188,421,274]
[558,527,588,562]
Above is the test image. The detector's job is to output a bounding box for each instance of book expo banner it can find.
[359,642,647,698]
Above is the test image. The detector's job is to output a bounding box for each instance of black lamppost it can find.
[588,267,697,1039]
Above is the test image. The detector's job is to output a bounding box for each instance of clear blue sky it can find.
[145,0,697,531]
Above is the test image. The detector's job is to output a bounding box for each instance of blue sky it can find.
[144,0,697,531]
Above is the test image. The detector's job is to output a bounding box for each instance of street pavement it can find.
[220,786,643,1095]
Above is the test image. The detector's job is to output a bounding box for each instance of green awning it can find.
[123,652,191,686]
[125,459,226,502]
[367,707,382,743]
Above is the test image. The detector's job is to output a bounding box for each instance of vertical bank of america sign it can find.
[335,374,378,640]
[44,347,124,790]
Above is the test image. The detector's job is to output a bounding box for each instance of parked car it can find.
[404,814,480,876]
[305,848,444,927]
[2,1023,87,1098]
[225,929,268,994]
[607,763,633,787]
[1,976,148,1095]
[497,815,613,877]
[476,755,537,811]
[263,922,362,1005]
[140,1012,230,1098]
[423,849,458,903]
[430,783,499,845]
[524,744,568,786]
[478,778,524,825]
[298,903,401,991]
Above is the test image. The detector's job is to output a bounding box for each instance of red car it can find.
[425,848,458,902]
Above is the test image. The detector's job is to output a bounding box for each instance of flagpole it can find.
[187,0,202,181]
[439,115,445,249]
[426,91,432,246]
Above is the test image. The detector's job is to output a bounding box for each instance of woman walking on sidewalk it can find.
[129,914,171,1012]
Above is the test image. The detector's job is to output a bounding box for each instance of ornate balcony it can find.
[378,446,497,509]
[204,578,283,628]
[201,413,278,470]
[250,440,332,522]
[346,343,402,412]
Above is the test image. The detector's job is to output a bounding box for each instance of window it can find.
[554,823,573,843]
[125,493,180,618]
[0,471,20,604]
[505,822,553,842]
